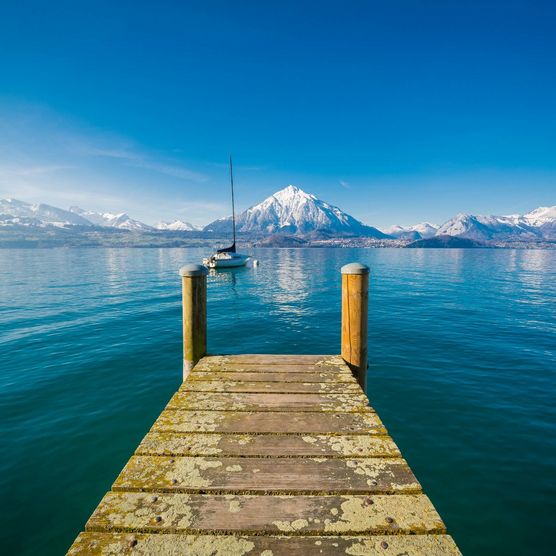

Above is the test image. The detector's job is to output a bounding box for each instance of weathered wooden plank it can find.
[166,391,371,412]
[180,380,362,393]
[192,363,353,374]
[69,532,462,555]
[188,371,357,383]
[199,354,342,366]
[137,432,401,458]
[86,492,446,535]
[114,455,419,494]
[152,410,386,434]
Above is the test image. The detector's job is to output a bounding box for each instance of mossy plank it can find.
[113,455,419,494]
[86,492,446,535]
[188,371,357,383]
[199,354,343,366]
[69,532,462,555]
[136,432,401,458]
[180,380,362,393]
[166,391,371,412]
[192,363,353,374]
[192,355,352,374]
[151,410,386,434]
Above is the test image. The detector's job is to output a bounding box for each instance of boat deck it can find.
[68,354,461,555]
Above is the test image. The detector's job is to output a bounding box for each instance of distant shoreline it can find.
[0,231,554,250]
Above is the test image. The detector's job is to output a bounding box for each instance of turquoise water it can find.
[1,247,555,555]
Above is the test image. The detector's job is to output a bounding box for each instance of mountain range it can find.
[0,199,199,233]
[1,187,555,244]
[434,207,556,241]
[69,206,152,231]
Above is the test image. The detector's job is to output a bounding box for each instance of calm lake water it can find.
[1,247,555,555]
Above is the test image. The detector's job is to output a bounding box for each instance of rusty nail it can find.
[381,541,389,549]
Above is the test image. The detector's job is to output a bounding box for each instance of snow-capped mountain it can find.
[435,213,531,241]
[435,206,556,241]
[154,220,199,231]
[521,206,556,239]
[204,185,387,237]
[69,207,152,231]
[0,198,92,227]
[523,206,556,226]
[0,198,153,230]
[387,206,556,242]
[388,222,439,240]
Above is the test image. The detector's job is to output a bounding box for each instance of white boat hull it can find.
[203,253,250,269]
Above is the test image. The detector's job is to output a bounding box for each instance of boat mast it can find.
[229,155,236,249]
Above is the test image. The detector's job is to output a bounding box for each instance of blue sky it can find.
[0,0,554,228]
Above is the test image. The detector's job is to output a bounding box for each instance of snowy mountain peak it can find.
[204,185,387,237]
[523,205,556,226]
[0,198,92,227]
[154,220,198,231]
[69,206,152,230]
[388,222,439,239]
[272,185,316,202]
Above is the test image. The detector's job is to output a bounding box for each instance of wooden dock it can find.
[68,264,461,555]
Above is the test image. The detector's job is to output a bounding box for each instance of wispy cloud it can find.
[339,180,350,189]
[0,164,74,178]
[131,160,208,182]
[73,144,208,182]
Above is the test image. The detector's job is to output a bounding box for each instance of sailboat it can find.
[203,156,250,269]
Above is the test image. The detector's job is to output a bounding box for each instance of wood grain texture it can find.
[152,409,387,434]
[197,354,343,366]
[188,371,357,383]
[179,380,362,393]
[85,492,446,535]
[191,362,353,374]
[166,391,372,412]
[113,455,420,494]
[136,432,401,458]
[69,532,462,555]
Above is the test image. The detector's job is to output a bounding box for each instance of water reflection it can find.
[272,249,311,313]
[208,266,249,298]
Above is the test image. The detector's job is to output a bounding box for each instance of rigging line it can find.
[229,154,236,247]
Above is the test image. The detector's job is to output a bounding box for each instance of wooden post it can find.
[179,264,208,380]
[341,262,369,391]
